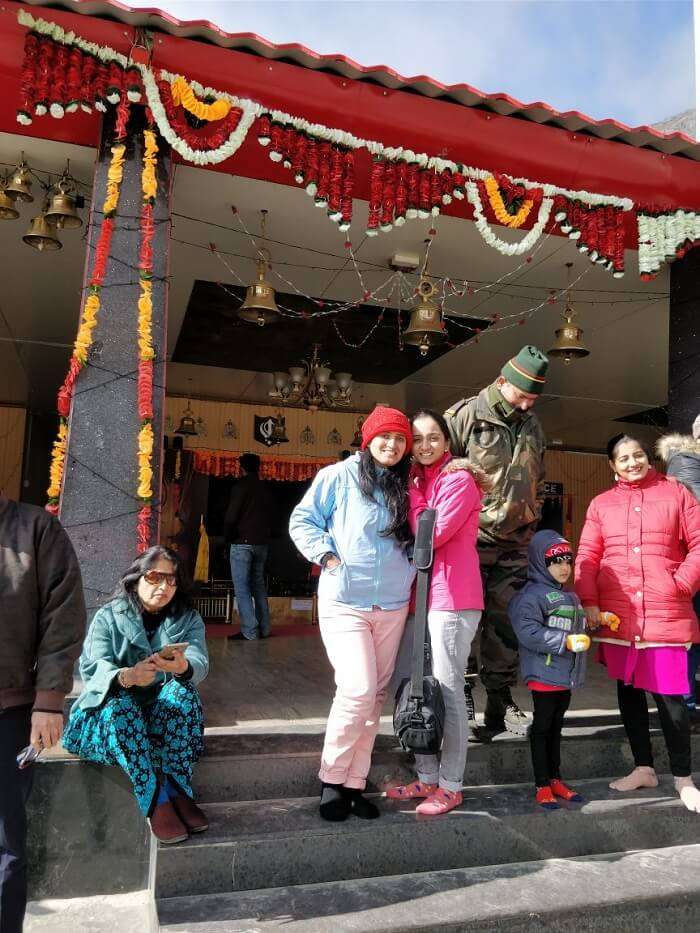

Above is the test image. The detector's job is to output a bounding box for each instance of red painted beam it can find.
[1,0,697,218]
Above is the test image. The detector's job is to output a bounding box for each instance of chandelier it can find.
[269,343,353,410]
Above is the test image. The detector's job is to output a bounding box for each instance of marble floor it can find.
[200,627,622,733]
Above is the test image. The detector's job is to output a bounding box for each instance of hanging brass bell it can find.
[402,277,446,356]
[271,413,290,443]
[548,312,590,365]
[175,404,198,436]
[6,160,33,203]
[238,257,280,326]
[44,191,82,230]
[0,187,19,220]
[22,214,62,251]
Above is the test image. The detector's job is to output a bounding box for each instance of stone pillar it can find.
[668,249,700,433]
[59,106,170,616]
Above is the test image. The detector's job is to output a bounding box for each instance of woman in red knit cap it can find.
[290,406,416,821]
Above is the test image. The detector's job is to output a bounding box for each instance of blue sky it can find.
[127,0,693,126]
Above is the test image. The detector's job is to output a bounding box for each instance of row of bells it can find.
[240,263,589,362]
[0,164,82,250]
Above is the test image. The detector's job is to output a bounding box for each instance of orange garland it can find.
[484,175,534,229]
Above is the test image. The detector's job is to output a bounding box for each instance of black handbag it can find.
[393,508,445,754]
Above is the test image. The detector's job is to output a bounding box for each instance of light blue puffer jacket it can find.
[289,454,415,610]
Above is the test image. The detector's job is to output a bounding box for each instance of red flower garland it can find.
[380,160,396,231]
[316,142,331,206]
[418,169,431,218]
[192,449,334,481]
[34,37,54,115]
[395,160,408,222]
[157,80,244,152]
[304,138,319,195]
[93,60,109,112]
[283,126,296,168]
[65,47,82,113]
[407,162,419,217]
[107,62,123,104]
[340,149,354,231]
[49,44,67,118]
[269,122,284,159]
[17,33,39,123]
[328,147,343,222]
[430,170,442,215]
[366,157,385,234]
[292,132,307,183]
[257,113,272,144]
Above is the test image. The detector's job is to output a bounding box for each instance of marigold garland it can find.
[483,175,535,229]
[135,126,159,551]
[170,75,231,122]
[46,100,130,513]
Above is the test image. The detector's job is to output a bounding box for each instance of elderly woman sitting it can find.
[63,546,209,844]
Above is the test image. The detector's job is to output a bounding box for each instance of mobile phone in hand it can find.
[158,642,189,660]
[17,745,42,769]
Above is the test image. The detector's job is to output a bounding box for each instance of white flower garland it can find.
[140,67,262,166]
[18,11,634,213]
[466,181,554,256]
[637,209,700,276]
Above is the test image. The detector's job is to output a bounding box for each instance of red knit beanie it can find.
[361,405,412,451]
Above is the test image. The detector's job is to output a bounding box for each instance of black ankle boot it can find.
[343,787,380,820]
[319,783,351,822]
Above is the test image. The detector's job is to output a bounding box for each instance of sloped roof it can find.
[24,0,700,159]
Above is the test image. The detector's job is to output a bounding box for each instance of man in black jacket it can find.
[224,454,274,641]
[0,493,86,933]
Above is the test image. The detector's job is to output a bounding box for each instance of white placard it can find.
[291,598,313,611]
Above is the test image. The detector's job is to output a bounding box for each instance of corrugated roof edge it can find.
[22,0,700,159]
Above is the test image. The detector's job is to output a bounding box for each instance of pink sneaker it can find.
[386,780,438,800]
[415,788,463,816]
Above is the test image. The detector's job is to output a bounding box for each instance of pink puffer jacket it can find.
[575,469,700,645]
[408,453,484,612]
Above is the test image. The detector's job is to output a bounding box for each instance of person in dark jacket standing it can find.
[510,530,590,810]
[225,454,275,641]
[0,493,86,933]
[658,414,700,717]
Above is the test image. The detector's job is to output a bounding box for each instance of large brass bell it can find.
[402,277,446,356]
[22,213,62,251]
[44,191,82,230]
[548,309,589,365]
[6,158,33,203]
[174,403,198,436]
[0,182,19,220]
[238,256,280,326]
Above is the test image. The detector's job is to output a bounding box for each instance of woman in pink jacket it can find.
[388,409,484,815]
[575,433,700,812]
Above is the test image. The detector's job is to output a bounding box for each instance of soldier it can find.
[445,345,548,740]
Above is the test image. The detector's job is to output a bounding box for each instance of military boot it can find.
[469,689,505,743]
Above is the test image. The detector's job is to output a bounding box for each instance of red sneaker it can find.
[550,779,583,802]
[535,786,560,810]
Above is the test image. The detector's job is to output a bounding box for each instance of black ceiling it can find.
[173,280,487,384]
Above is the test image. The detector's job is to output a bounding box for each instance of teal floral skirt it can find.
[63,679,204,815]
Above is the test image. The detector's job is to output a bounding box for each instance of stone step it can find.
[157,843,700,932]
[155,775,700,898]
[194,726,700,803]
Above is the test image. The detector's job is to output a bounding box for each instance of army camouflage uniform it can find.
[445,383,546,731]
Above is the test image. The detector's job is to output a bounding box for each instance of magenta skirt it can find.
[598,641,690,695]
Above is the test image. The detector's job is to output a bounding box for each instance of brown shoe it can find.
[172,794,209,833]
[149,801,188,844]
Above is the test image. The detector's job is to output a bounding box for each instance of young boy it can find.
[509,530,590,809]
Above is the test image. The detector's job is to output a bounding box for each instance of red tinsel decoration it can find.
[257,113,272,143]
[440,168,453,204]
[34,38,54,114]
[328,147,343,221]
[316,142,331,205]
[395,161,408,221]
[604,206,616,264]
[106,62,123,104]
[418,169,432,217]
[614,211,625,275]
[18,33,39,122]
[595,207,606,260]
[92,218,114,282]
[304,138,320,195]
[138,360,154,421]
[407,162,419,217]
[93,60,108,111]
[380,160,396,231]
[430,170,442,214]
[136,505,152,555]
[570,201,581,238]
[340,149,354,230]
[114,97,131,141]
[78,54,96,113]
[282,126,296,168]
[65,47,82,112]
[292,132,307,183]
[49,44,68,117]
[366,157,385,233]
[269,122,284,160]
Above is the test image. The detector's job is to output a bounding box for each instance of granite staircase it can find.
[155,720,700,932]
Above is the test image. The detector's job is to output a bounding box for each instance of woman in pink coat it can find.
[575,433,700,812]
[388,409,485,815]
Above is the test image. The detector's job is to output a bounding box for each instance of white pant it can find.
[394,609,481,792]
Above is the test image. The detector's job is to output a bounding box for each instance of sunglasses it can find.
[142,570,177,587]
[546,554,573,565]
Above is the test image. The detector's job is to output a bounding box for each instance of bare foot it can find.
[609,766,658,792]
[675,776,700,813]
